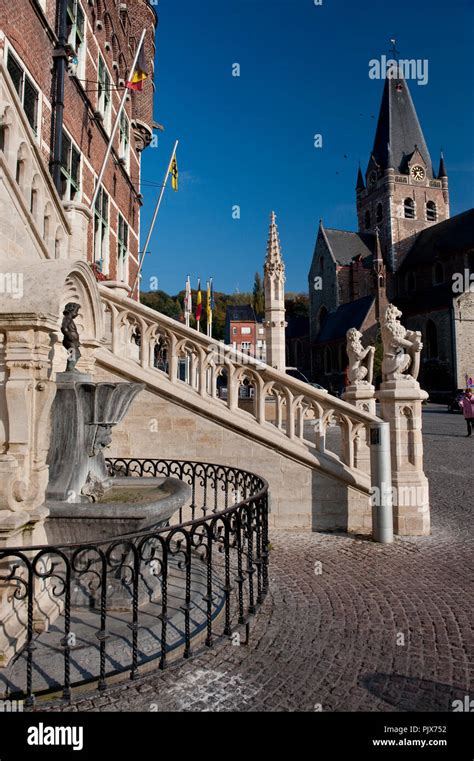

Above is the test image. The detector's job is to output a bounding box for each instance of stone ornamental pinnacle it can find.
[264,211,287,372]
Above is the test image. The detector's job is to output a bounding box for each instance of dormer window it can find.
[404,198,415,219]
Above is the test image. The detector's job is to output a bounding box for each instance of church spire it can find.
[356,164,365,191]
[438,151,447,178]
[265,211,284,268]
[370,68,433,177]
[264,212,286,372]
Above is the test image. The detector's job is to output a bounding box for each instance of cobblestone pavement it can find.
[43,405,473,712]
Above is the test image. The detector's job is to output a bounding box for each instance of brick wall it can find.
[0,0,157,293]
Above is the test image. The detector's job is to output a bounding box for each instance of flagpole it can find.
[90,28,146,211]
[131,139,179,298]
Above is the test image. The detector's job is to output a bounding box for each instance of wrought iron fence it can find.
[0,460,269,706]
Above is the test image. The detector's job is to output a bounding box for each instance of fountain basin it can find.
[44,476,192,611]
[45,476,191,545]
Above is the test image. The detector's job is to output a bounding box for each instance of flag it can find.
[206,280,212,322]
[171,155,179,191]
[210,278,215,311]
[195,279,202,323]
[184,275,192,317]
[127,43,148,91]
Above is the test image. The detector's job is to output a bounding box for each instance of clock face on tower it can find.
[411,165,425,182]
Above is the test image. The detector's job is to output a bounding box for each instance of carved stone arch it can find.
[30,173,42,222]
[61,262,104,350]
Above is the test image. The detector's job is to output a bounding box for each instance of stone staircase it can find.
[94,285,383,532]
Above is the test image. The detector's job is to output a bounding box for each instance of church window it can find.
[364,210,371,230]
[426,201,437,222]
[404,198,415,219]
[376,203,383,223]
[426,320,438,359]
[433,261,444,285]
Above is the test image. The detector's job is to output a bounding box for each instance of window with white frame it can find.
[6,50,39,134]
[60,131,81,201]
[117,213,129,282]
[94,185,109,273]
[241,342,251,351]
[66,0,86,80]
[241,327,251,335]
[119,111,130,172]
[97,55,112,131]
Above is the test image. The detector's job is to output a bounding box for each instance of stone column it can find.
[377,379,430,536]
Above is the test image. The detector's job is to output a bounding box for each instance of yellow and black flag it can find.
[171,155,179,192]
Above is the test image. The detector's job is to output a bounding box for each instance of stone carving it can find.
[81,471,107,502]
[381,304,423,382]
[346,328,375,386]
[61,302,81,372]
[88,423,114,457]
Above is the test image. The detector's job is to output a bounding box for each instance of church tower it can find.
[264,211,287,372]
[356,67,450,272]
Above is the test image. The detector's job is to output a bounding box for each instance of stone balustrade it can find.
[99,287,383,486]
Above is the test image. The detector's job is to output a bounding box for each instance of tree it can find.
[252,271,265,318]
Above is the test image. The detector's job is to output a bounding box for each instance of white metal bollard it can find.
[369,422,394,544]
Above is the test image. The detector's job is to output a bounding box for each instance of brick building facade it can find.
[225,305,266,362]
[309,68,473,397]
[0,0,157,293]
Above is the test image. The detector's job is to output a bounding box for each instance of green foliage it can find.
[140,288,252,342]
[285,293,309,318]
[252,272,265,318]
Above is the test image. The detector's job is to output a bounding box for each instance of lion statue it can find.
[381,304,423,382]
[346,328,375,386]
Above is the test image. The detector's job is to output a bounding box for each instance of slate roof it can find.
[399,209,474,270]
[371,72,433,177]
[315,295,374,344]
[324,228,376,266]
[226,304,257,322]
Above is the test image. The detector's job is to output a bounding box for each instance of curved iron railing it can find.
[0,460,269,706]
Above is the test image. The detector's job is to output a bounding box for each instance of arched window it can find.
[433,261,444,285]
[426,320,438,359]
[376,203,383,223]
[405,271,416,293]
[318,306,328,331]
[15,144,28,188]
[365,210,371,230]
[30,175,40,220]
[404,198,415,219]
[426,201,437,222]
[324,347,332,374]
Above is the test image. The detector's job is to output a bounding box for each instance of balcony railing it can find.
[0,459,269,706]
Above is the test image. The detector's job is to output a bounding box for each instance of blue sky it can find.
[139,0,474,295]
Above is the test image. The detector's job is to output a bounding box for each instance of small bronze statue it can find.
[61,302,81,372]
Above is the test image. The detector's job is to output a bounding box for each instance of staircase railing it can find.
[98,287,383,491]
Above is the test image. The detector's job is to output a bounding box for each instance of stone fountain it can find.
[44,303,191,607]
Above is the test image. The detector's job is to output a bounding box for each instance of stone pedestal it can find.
[377,379,430,536]
[342,384,376,474]
[342,383,376,416]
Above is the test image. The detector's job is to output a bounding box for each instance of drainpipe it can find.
[369,422,393,543]
[51,0,68,194]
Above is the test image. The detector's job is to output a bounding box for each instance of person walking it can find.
[459,388,474,436]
